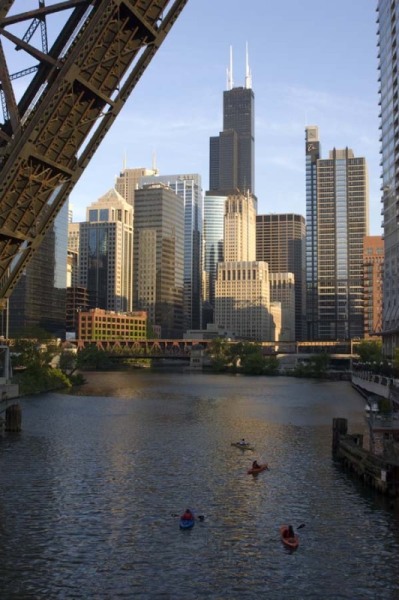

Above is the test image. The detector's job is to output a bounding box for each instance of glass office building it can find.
[140,173,202,331]
[377,0,399,355]
[79,189,133,313]
[133,184,184,339]
[203,193,226,322]
[256,213,306,341]
[6,202,68,338]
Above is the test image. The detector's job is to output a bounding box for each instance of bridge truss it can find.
[0,0,187,306]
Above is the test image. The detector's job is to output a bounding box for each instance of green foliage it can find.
[211,356,229,372]
[69,372,86,386]
[292,353,329,378]
[76,346,113,370]
[14,363,71,395]
[356,340,383,364]
[263,355,280,376]
[208,337,229,359]
[240,351,266,375]
[58,351,77,375]
[207,339,280,375]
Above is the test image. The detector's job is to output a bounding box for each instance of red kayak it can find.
[247,463,268,475]
[280,525,299,550]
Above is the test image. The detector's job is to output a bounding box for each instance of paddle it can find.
[297,523,305,530]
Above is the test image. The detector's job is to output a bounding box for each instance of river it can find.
[0,371,398,599]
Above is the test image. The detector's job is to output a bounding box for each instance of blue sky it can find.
[7,1,381,233]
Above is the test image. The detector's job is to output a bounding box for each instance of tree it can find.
[59,351,77,376]
[355,340,383,364]
[207,337,230,370]
[76,346,113,370]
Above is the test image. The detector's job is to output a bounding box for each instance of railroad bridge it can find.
[66,338,360,359]
[0,0,187,305]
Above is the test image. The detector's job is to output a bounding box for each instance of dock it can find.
[332,417,399,497]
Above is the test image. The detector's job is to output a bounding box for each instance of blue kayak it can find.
[179,518,195,529]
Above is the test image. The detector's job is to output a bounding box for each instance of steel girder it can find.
[0,0,187,306]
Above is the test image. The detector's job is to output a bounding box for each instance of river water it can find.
[1,371,398,599]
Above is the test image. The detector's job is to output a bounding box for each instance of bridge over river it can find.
[66,338,360,361]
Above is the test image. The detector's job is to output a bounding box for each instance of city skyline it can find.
[66,1,380,233]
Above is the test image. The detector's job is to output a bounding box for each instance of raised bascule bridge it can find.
[0,0,187,304]
[0,0,187,416]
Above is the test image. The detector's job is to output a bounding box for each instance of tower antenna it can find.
[245,42,252,89]
[226,45,234,90]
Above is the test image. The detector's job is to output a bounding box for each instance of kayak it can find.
[231,442,255,450]
[280,525,299,550]
[179,517,195,529]
[247,463,268,475]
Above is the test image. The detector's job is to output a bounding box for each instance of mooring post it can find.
[332,418,348,455]
[5,403,21,432]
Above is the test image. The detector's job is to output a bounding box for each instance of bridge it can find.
[0,0,187,306]
[65,338,361,359]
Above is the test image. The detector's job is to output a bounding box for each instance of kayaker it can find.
[252,460,261,469]
[181,509,194,521]
[239,438,248,446]
[288,525,295,538]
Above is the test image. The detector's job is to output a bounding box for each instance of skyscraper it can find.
[139,173,202,331]
[209,46,255,195]
[256,213,306,340]
[269,273,296,342]
[6,203,68,338]
[202,192,227,325]
[305,127,369,340]
[133,184,184,338]
[79,189,133,312]
[305,126,321,341]
[377,0,399,355]
[215,193,271,341]
[115,165,159,208]
[363,236,384,338]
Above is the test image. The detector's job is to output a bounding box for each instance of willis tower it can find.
[209,45,255,195]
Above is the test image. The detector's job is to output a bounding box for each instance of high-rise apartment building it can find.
[305,127,369,340]
[215,193,271,341]
[377,0,399,355]
[209,47,255,195]
[115,165,158,207]
[140,173,202,331]
[133,184,184,338]
[363,236,384,338]
[256,213,306,340]
[79,189,133,312]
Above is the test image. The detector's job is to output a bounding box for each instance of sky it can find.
[6,1,381,233]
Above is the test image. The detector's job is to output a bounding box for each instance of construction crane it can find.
[0,0,188,307]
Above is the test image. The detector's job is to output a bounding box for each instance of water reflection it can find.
[0,372,398,599]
